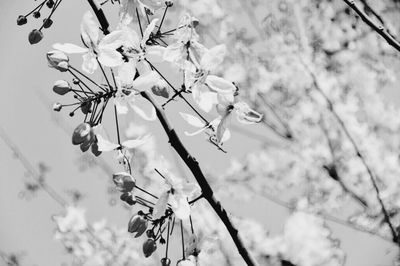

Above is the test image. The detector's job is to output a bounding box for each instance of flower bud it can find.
[91,141,102,157]
[43,18,53,29]
[53,102,62,112]
[128,214,148,237]
[161,258,171,266]
[142,239,157,258]
[80,101,92,114]
[53,80,71,95]
[72,123,91,145]
[165,1,173,7]
[113,172,136,193]
[47,50,69,72]
[17,15,27,26]
[151,85,169,98]
[33,11,41,18]
[28,29,43,45]
[46,0,54,8]
[80,131,95,152]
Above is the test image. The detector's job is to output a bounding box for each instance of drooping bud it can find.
[128,214,148,237]
[91,141,102,157]
[113,172,136,193]
[79,131,95,152]
[53,80,71,95]
[43,18,53,29]
[33,11,41,18]
[52,102,62,112]
[72,123,91,145]
[47,50,69,72]
[142,239,157,257]
[161,258,171,266]
[17,15,27,26]
[28,29,43,45]
[46,0,54,8]
[151,85,169,98]
[80,101,92,114]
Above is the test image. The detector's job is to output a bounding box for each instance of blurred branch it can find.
[319,119,369,208]
[257,92,294,140]
[302,60,399,244]
[0,126,68,207]
[341,0,400,52]
[241,183,394,244]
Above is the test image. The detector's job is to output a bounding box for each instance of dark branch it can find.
[341,0,400,53]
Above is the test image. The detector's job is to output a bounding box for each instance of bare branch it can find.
[341,0,400,53]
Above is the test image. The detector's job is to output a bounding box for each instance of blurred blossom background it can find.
[1,0,400,265]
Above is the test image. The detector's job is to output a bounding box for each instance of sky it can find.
[0,0,398,265]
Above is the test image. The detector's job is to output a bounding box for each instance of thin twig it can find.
[341,0,400,53]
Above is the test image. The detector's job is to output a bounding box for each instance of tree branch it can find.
[141,91,259,266]
[341,0,400,53]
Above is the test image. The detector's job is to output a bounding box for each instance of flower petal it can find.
[82,52,98,74]
[53,43,88,54]
[96,134,120,151]
[200,44,226,71]
[98,48,124,67]
[81,11,99,47]
[153,190,169,220]
[141,18,159,47]
[132,71,160,91]
[180,113,206,128]
[131,103,157,121]
[170,194,190,220]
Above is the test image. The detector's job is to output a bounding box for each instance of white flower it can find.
[53,11,124,73]
[53,206,87,232]
[153,172,200,220]
[113,63,160,120]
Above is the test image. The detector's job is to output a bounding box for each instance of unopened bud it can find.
[91,141,102,157]
[113,172,136,193]
[128,214,148,237]
[72,123,91,145]
[43,18,53,29]
[46,0,54,8]
[80,131,95,152]
[47,50,69,71]
[17,15,27,26]
[165,1,173,7]
[151,85,169,98]
[161,258,171,266]
[28,29,43,45]
[53,80,71,95]
[33,11,41,18]
[52,102,62,112]
[80,101,92,114]
[142,239,157,257]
